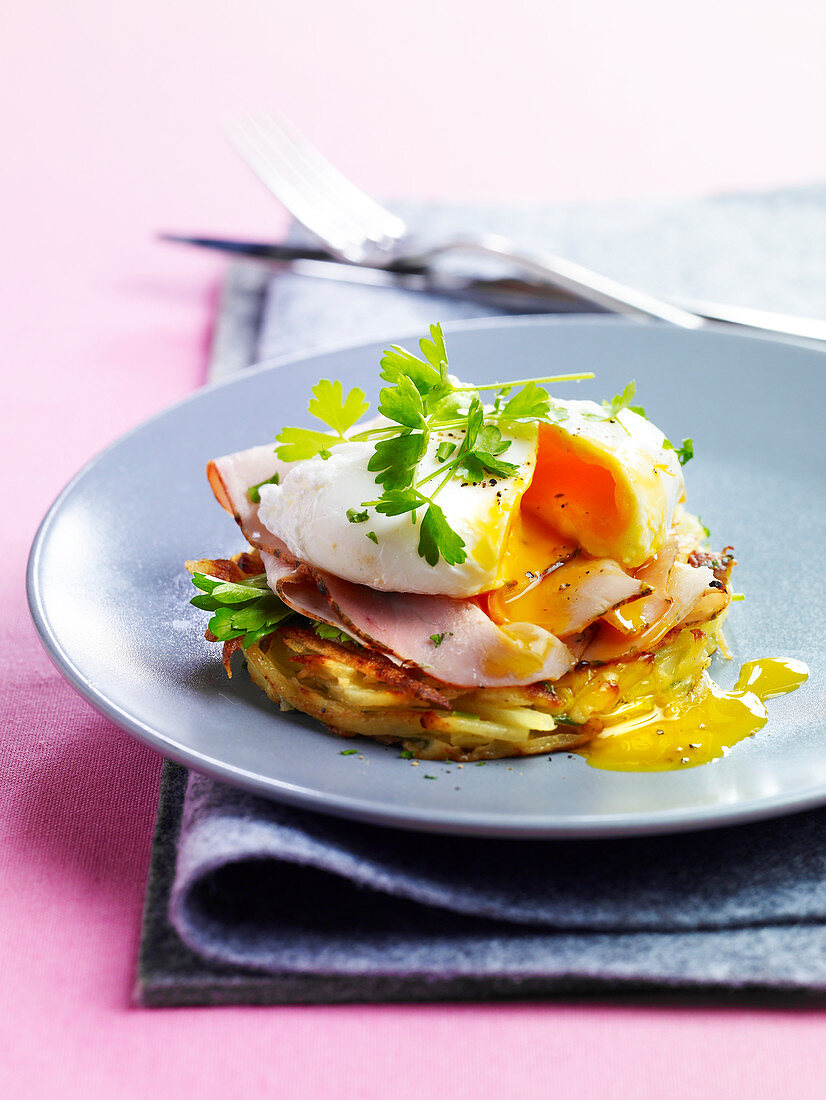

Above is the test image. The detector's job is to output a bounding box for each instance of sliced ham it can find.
[601,537,677,635]
[261,551,575,689]
[490,556,646,638]
[583,561,718,663]
[207,445,291,556]
[682,585,730,627]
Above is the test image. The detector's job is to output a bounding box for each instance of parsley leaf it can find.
[500,381,551,421]
[419,322,449,373]
[379,323,453,413]
[664,437,694,466]
[314,622,353,643]
[366,531,379,543]
[190,572,270,603]
[602,380,638,419]
[462,395,484,451]
[582,380,646,431]
[427,391,469,425]
[419,502,467,566]
[377,373,428,430]
[367,431,427,490]
[372,487,427,517]
[307,378,369,435]
[430,633,446,647]
[371,489,466,567]
[460,423,519,481]
[462,451,521,482]
[276,379,368,461]
[380,344,442,395]
[346,507,369,523]
[274,426,337,462]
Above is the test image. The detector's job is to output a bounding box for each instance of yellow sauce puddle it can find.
[578,658,809,772]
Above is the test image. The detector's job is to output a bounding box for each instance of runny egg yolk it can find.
[488,422,629,632]
[521,422,632,558]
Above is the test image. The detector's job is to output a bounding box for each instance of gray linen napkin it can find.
[137,188,826,1006]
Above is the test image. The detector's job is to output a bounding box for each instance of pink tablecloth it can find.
[5,2,826,1095]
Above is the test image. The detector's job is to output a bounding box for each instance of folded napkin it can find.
[137,188,826,1006]
[138,762,826,1006]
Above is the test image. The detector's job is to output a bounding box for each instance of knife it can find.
[160,233,826,344]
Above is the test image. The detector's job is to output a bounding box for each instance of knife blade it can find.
[160,233,826,344]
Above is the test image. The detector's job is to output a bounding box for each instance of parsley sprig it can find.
[582,379,646,431]
[273,323,695,564]
[190,572,293,649]
[190,572,358,649]
[664,437,694,466]
[584,379,694,466]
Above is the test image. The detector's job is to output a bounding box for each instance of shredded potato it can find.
[242,619,725,761]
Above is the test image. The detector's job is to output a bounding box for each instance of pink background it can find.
[3,2,826,1096]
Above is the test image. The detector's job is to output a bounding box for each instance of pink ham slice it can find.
[682,584,730,627]
[493,557,646,638]
[261,551,575,689]
[601,538,678,636]
[583,561,718,663]
[207,445,285,556]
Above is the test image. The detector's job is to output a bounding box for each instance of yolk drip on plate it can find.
[579,658,809,771]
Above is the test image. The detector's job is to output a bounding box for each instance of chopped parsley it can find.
[314,622,353,643]
[247,471,279,503]
[664,437,694,466]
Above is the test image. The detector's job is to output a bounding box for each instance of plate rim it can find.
[27,315,826,838]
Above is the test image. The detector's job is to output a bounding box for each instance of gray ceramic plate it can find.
[28,317,826,837]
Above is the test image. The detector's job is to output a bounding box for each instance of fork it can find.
[224,114,705,330]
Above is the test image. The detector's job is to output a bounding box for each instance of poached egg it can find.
[257,398,684,601]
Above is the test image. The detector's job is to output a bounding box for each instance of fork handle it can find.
[395,234,706,329]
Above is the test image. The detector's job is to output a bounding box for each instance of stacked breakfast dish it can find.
[188,325,803,769]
